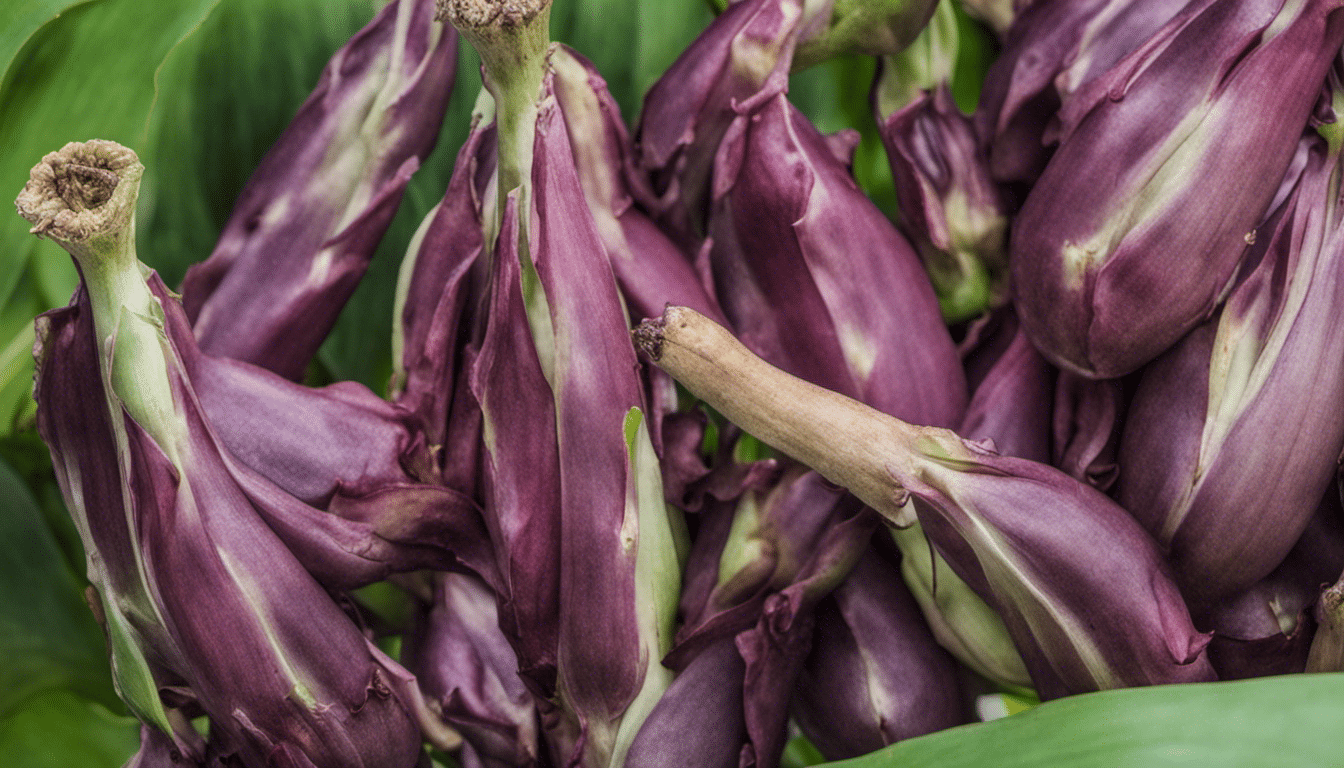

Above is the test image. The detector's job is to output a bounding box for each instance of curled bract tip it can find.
[435,0,549,28]
[15,140,143,243]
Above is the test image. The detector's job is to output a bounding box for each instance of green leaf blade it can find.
[824,675,1344,768]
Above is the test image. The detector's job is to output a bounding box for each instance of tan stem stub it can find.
[15,140,143,244]
[435,0,549,28]
[633,306,921,523]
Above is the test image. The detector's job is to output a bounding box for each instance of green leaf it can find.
[782,734,827,768]
[0,0,93,104]
[0,270,43,436]
[633,0,715,112]
[950,1,995,114]
[0,456,116,718]
[0,0,224,314]
[0,429,85,582]
[822,674,1344,768]
[552,0,640,119]
[0,689,138,768]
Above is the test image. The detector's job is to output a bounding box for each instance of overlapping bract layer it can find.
[24,149,431,767]
[1010,0,1344,377]
[1119,129,1344,607]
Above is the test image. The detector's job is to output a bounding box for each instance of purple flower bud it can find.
[792,551,964,760]
[1118,130,1344,606]
[974,0,1185,184]
[134,239,498,589]
[469,195,561,695]
[181,0,457,380]
[657,460,875,768]
[734,508,877,768]
[440,12,686,753]
[21,142,443,767]
[668,466,858,665]
[876,3,1008,320]
[624,639,746,768]
[1010,0,1344,377]
[881,83,1007,321]
[391,114,496,465]
[635,0,805,245]
[708,92,966,428]
[904,440,1217,698]
[530,93,683,767]
[403,573,542,768]
[634,306,1216,700]
[549,46,728,326]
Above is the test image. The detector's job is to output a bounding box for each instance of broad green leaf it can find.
[783,734,827,768]
[0,429,85,580]
[0,270,42,437]
[550,0,714,122]
[0,689,138,768]
[823,674,1344,768]
[552,0,640,119]
[950,1,994,113]
[0,0,93,95]
[633,0,716,111]
[0,0,223,314]
[0,456,115,718]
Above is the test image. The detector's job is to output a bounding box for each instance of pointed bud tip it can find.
[15,139,143,244]
[435,0,549,28]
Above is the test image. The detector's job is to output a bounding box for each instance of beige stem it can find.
[633,305,928,523]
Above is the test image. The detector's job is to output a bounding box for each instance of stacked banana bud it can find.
[18,0,1344,766]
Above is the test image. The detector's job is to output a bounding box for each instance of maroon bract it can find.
[904,439,1217,699]
[1119,129,1344,607]
[876,2,1007,320]
[959,310,1053,465]
[391,115,497,475]
[635,0,936,246]
[470,195,562,696]
[636,0,803,246]
[403,573,543,768]
[975,0,1185,185]
[882,84,1007,320]
[792,551,964,760]
[22,141,440,768]
[709,93,966,428]
[623,639,746,768]
[549,46,726,326]
[182,0,457,380]
[1010,0,1344,377]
